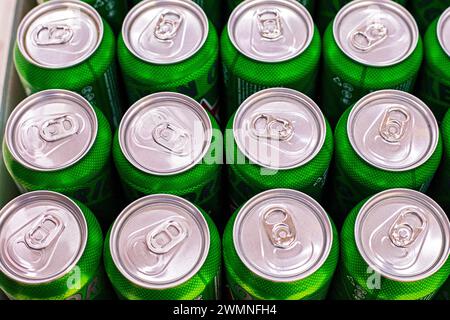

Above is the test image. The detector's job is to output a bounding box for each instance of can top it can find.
[109,194,210,289]
[355,189,450,282]
[17,0,103,69]
[233,88,326,170]
[0,191,87,284]
[333,0,418,67]
[228,0,314,63]
[437,7,450,56]
[233,189,333,282]
[5,90,98,172]
[122,0,208,64]
[119,92,212,176]
[347,90,438,172]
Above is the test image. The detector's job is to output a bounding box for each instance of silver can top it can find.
[119,92,212,176]
[122,0,209,64]
[17,0,103,69]
[233,189,334,282]
[228,0,314,63]
[347,90,439,172]
[355,189,450,282]
[333,0,419,67]
[5,90,98,172]
[109,194,210,289]
[233,88,326,170]
[0,191,88,284]
[438,7,450,56]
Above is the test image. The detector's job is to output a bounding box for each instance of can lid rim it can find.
[17,0,104,69]
[437,7,450,57]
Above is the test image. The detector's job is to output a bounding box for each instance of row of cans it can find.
[2,87,450,223]
[18,0,450,131]
[0,187,448,300]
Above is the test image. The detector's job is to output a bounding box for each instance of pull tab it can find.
[33,24,74,46]
[39,115,79,142]
[389,208,427,248]
[154,10,183,41]
[251,114,294,141]
[351,22,388,51]
[24,213,65,250]
[379,106,410,143]
[262,207,296,249]
[146,219,188,254]
[256,9,283,40]
[152,122,190,155]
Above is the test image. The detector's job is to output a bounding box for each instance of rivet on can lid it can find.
[122,0,209,64]
[0,191,88,284]
[355,189,450,282]
[5,89,98,172]
[347,90,439,172]
[118,92,212,176]
[228,0,314,63]
[333,0,419,67]
[437,7,450,57]
[109,194,210,289]
[233,189,333,282]
[233,88,326,170]
[17,0,103,69]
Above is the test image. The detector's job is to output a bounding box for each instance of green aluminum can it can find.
[408,0,450,34]
[113,92,222,217]
[316,0,408,33]
[331,90,442,220]
[331,189,450,300]
[221,0,321,120]
[226,88,333,210]
[118,0,220,118]
[226,0,316,16]
[130,0,223,31]
[14,0,123,129]
[428,109,450,212]
[321,0,423,125]
[223,189,339,300]
[434,277,450,300]
[104,194,221,300]
[417,8,450,121]
[0,191,110,300]
[36,0,129,34]
[2,90,117,225]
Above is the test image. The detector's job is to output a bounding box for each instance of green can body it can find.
[428,110,450,212]
[221,27,321,120]
[417,18,450,121]
[316,0,408,33]
[3,107,117,223]
[331,199,450,300]
[408,0,450,34]
[227,0,316,15]
[0,201,110,300]
[112,115,222,217]
[321,24,423,126]
[434,277,450,300]
[38,0,128,34]
[226,114,333,209]
[223,207,339,300]
[14,20,123,129]
[331,108,442,219]
[104,209,221,300]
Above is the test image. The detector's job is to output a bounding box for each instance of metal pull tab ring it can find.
[154,10,183,41]
[146,219,187,254]
[389,208,427,248]
[256,8,283,40]
[262,207,296,249]
[33,24,74,46]
[379,106,410,143]
[24,212,65,250]
[251,113,294,141]
[351,22,388,52]
[152,122,190,155]
[39,115,79,142]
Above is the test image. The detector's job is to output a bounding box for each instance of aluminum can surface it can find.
[408,0,450,34]
[104,194,221,300]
